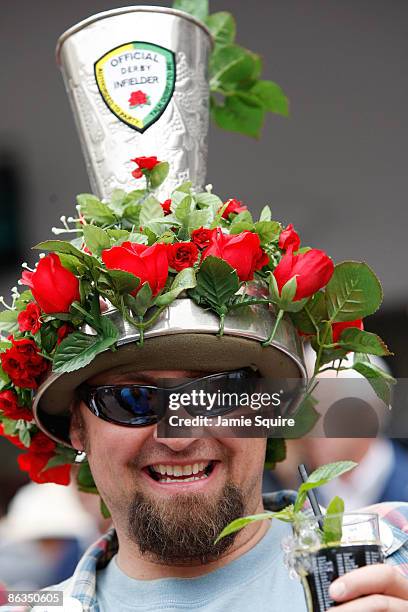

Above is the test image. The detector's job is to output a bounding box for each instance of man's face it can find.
[70,370,267,565]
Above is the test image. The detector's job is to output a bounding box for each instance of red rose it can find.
[191,227,214,249]
[130,156,160,179]
[202,230,269,281]
[0,337,48,389]
[57,323,74,344]
[21,254,80,314]
[161,199,172,215]
[29,431,56,454]
[332,319,364,344]
[102,242,168,296]
[129,90,148,106]
[0,390,32,421]
[0,423,26,448]
[273,248,334,301]
[220,198,248,219]
[167,242,199,272]
[278,224,301,252]
[18,452,71,485]
[17,302,42,334]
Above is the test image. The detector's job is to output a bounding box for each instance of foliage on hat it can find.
[0,155,393,491]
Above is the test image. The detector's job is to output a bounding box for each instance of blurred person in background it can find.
[264,351,408,508]
[0,480,105,589]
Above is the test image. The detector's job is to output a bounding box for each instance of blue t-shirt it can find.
[96,520,307,611]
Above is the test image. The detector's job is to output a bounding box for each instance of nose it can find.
[153,427,199,452]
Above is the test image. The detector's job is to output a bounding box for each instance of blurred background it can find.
[0,0,407,586]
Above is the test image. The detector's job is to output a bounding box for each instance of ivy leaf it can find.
[294,461,357,512]
[205,11,236,47]
[53,330,118,374]
[77,194,116,225]
[173,0,208,21]
[352,360,396,406]
[82,225,111,257]
[338,328,391,357]
[247,80,289,116]
[189,256,239,316]
[150,162,169,189]
[325,262,383,323]
[155,268,197,307]
[323,496,344,545]
[140,195,163,226]
[212,95,265,138]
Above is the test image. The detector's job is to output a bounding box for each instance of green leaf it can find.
[104,270,140,294]
[265,438,286,470]
[174,194,193,223]
[187,209,211,231]
[149,161,169,189]
[140,195,163,226]
[100,497,111,519]
[134,282,153,316]
[77,462,98,493]
[108,189,127,215]
[254,220,281,244]
[338,328,391,356]
[53,330,118,374]
[82,225,111,256]
[214,507,294,543]
[281,393,320,439]
[58,253,86,275]
[210,44,258,90]
[323,496,344,545]
[44,447,77,470]
[247,80,289,116]
[290,292,328,335]
[325,262,383,323]
[259,205,272,222]
[352,360,396,406]
[172,181,193,194]
[122,203,141,226]
[189,256,239,315]
[195,192,223,214]
[294,461,357,512]
[173,0,208,21]
[212,95,265,138]
[205,11,236,47]
[77,194,116,225]
[155,268,197,307]
[0,309,18,334]
[230,210,253,225]
[33,240,86,260]
[40,325,58,354]
[229,222,254,235]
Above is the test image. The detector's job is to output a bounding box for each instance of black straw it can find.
[298,464,324,530]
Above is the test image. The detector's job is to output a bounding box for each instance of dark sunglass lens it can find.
[95,386,164,426]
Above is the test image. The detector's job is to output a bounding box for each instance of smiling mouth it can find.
[145,461,217,483]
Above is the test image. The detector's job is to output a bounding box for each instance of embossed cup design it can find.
[57,7,212,199]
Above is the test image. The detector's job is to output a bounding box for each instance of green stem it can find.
[262,309,284,347]
[313,321,331,377]
[138,316,144,347]
[218,314,225,336]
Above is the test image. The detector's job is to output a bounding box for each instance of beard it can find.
[127,482,245,564]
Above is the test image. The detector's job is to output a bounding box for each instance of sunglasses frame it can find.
[76,369,260,428]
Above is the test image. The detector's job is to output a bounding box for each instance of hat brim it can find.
[33,300,306,447]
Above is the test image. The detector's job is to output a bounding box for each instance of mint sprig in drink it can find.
[216,461,384,611]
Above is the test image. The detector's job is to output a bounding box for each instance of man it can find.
[21,365,407,611]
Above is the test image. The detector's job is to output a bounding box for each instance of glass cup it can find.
[282,512,384,612]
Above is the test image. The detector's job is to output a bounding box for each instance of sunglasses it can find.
[77,369,259,428]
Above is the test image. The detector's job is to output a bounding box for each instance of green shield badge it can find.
[94,42,176,133]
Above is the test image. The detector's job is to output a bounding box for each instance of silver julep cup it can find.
[56,6,213,199]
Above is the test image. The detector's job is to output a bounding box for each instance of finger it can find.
[329,564,408,602]
[333,594,408,611]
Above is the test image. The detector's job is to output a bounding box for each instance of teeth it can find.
[149,462,212,477]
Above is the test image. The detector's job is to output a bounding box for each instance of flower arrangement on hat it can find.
[0,155,393,492]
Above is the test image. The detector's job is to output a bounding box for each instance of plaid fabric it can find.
[2,492,408,612]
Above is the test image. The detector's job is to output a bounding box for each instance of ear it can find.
[69,402,87,452]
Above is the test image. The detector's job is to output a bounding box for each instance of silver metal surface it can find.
[82,296,307,379]
[57,7,212,200]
